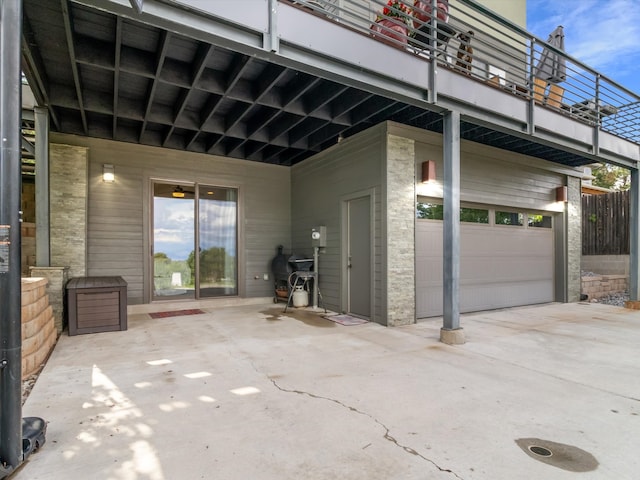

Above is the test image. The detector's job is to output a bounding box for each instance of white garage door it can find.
[416,208,555,318]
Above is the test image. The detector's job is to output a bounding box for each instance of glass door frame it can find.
[196,184,239,298]
[151,181,196,301]
[150,179,239,302]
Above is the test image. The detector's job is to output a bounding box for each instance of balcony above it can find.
[21,0,640,168]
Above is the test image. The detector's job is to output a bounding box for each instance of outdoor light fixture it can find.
[172,186,185,198]
[421,161,436,183]
[556,186,568,202]
[103,164,115,183]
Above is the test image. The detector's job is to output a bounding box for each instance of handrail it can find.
[459,0,640,102]
[287,0,640,145]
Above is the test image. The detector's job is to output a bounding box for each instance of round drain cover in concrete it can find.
[528,445,553,457]
[515,438,598,472]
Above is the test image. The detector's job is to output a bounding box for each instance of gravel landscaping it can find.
[592,291,629,307]
[582,270,629,307]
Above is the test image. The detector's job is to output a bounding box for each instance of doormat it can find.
[149,309,205,319]
[324,314,369,326]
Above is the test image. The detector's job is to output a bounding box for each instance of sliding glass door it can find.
[197,185,237,297]
[153,183,195,300]
[152,182,237,301]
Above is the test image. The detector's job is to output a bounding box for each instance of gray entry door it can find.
[346,196,371,318]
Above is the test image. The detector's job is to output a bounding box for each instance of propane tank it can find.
[292,286,309,307]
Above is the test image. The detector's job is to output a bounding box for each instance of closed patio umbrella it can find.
[534,25,566,84]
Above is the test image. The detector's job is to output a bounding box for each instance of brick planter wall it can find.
[581,275,627,300]
[22,277,57,379]
[30,266,70,334]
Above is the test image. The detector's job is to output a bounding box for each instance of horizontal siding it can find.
[391,122,573,212]
[416,143,565,210]
[53,133,290,305]
[291,124,385,319]
[86,157,144,303]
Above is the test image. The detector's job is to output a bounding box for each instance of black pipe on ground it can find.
[0,0,25,474]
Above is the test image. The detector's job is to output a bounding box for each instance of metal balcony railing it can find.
[288,0,640,145]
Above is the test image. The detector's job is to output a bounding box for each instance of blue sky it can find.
[526,0,640,96]
[154,197,237,261]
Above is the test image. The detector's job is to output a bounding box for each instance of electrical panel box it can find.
[311,226,326,248]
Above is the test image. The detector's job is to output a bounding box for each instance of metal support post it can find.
[265,0,279,53]
[428,0,438,103]
[441,110,465,344]
[0,0,25,472]
[34,106,50,267]
[527,38,535,135]
[313,246,319,309]
[592,74,600,156]
[630,168,640,301]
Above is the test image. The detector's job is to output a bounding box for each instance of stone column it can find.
[566,176,582,302]
[50,144,88,278]
[386,134,416,326]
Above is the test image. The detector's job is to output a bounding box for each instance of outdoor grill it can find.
[270,246,315,305]
[288,255,314,272]
[271,245,292,300]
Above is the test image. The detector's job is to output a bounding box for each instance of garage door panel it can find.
[461,257,553,282]
[416,215,554,318]
[415,258,442,284]
[416,288,442,317]
[460,230,494,254]
[460,281,554,312]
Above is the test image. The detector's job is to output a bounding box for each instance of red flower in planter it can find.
[372,0,412,47]
[381,0,410,19]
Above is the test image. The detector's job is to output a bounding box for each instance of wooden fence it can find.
[582,190,629,255]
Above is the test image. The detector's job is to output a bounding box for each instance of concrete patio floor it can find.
[13,301,640,479]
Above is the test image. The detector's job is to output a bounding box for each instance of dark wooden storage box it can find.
[67,276,127,336]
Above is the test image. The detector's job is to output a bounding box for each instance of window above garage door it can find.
[417,200,552,229]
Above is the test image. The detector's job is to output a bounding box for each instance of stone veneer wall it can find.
[30,266,70,334]
[385,134,416,326]
[567,176,582,302]
[22,278,57,379]
[582,275,627,300]
[50,144,88,279]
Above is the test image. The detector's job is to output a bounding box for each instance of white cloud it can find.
[153,196,238,259]
[154,228,191,244]
[527,0,640,92]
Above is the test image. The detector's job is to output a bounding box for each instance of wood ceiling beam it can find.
[112,16,122,138]
[61,0,88,134]
[21,16,61,130]
[139,30,171,142]
[162,41,216,149]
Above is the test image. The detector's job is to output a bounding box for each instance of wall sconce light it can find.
[103,164,115,183]
[421,161,436,183]
[556,186,568,202]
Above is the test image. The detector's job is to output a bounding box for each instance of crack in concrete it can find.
[269,378,464,480]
